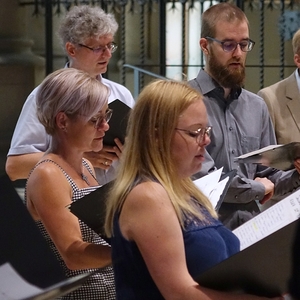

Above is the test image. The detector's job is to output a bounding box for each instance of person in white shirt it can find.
[6,5,135,185]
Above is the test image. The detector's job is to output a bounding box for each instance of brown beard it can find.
[208,49,246,88]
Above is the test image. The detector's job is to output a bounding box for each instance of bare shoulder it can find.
[27,160,70,192]
[126,181,170,208]
[120,181,177,241]
[122,181,175,220]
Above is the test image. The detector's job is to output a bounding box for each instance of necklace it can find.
[81,173,91,186]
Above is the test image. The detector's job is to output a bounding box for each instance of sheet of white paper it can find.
[208,176,229,208]
[0,262,42,299]
[233,188,300,251]
[235,144,282,159]
[193,168,224,208]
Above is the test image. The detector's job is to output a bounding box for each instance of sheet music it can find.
[235,144,282,159]
[0,263,42,299]
[193,168,224,208]
[233,189,300,250]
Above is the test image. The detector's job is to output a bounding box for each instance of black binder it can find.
[0,173,91,299]
[196,218,299,297]
[103,99,131,146]
[67,181,114,236]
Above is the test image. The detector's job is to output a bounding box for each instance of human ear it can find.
[294,53,300,68]
[56,112,68,132]
[65,42,76,57]
[200,38,209,55]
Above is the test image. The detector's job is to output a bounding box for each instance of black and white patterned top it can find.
[25,158,115,299]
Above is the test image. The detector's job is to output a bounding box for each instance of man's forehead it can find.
[214,20,249,39]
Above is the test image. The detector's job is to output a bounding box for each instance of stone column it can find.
[0,0,44,172]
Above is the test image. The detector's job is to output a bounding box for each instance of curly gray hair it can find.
[57,5,118,48]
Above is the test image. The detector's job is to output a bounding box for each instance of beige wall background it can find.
[0,1,297,174]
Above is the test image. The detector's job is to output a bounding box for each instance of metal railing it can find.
[123,64,168,99]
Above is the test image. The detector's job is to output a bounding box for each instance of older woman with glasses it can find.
[25,68,115,299]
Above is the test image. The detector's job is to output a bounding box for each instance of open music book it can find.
[0,263,92,300]
[234,142,300,171]
[196,187,300,297]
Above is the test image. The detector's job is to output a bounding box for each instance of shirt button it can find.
[229,127,233,131]
[255,195,259,199]
[232,150,235,154]
[235,195,238,199]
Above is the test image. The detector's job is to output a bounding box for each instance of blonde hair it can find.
[36,68,109,135]
[292,29,300,55]
[105,79,217,237]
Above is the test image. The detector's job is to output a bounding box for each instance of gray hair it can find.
[36,68,109,135]
[57,5,118,48]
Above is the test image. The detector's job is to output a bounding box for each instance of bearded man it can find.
[189,2,300,229]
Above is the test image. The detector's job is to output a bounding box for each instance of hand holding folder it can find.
[103,99,131,146]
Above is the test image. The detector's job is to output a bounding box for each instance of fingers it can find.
[113,138,124,151]
[254,177,274,204]
[294,158,300,174]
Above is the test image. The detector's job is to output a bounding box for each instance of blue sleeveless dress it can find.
[111,193,240,300]
[25,159,115,299]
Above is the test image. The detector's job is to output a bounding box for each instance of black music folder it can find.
[104,99,131,146]
[68,170,236,235]
[197,219,298,297]
[67,181,114,236]
[0,173,92,299]
[196,187,300,297]
[234,142,300,171]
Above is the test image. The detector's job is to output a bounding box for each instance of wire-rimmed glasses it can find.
[78,42,118,55]
[90,109,113,129]
[175,126,212,143]
[205,37,255,52]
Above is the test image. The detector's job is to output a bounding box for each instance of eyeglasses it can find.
[175,126,212,144]
[90,109,113,129]
[78,42,118,55]
[205,37,255,52]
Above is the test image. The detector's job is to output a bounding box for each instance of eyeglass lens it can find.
[222,40,253,52]
[206,37,254,52]
[196,127,211,143]
[95,109,113,128]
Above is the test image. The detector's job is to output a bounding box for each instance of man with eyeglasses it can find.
[6,5,135,186]
[189,2,300,229]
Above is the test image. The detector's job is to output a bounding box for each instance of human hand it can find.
[294,158,300,174]
[254,177,275,204]
[84,141,121,170]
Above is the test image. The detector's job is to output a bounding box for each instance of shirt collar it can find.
[295,68,300,93]
[65,62,102,81]
[196,69,242,101]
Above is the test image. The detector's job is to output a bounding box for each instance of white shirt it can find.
[7,75,135,185]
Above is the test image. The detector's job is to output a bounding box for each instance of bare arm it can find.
[26,163,111,270]
[120,182,282,300]
[5,153,45,181]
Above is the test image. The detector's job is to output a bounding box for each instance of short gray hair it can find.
[57,5,118,48]
[36,68,109,135]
